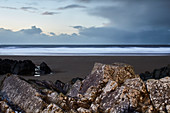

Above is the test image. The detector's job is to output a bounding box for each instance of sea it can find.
[0,45,170,56]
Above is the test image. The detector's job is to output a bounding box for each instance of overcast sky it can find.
[0,0,170,45]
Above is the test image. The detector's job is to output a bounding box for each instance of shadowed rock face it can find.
[0,62,169,113]
[0,59,35,76]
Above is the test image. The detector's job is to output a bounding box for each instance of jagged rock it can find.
[40,62,51,74]
[1,75,47,112]
[0,62,169,113]
[79,63,136,95]
[67,80,82,97]
[146,76,170,112]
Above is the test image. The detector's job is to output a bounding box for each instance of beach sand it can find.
[0,56,170,83]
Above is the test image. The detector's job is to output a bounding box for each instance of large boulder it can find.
[40,62,52,74]
[78,63,136,96]
[0,59,17,74]
[99,78,154,113]
[1,75,46,112]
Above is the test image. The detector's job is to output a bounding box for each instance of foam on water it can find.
[0,46,170,56]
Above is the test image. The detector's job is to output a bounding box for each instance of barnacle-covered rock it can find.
[146,76,170,112]
[99,77,154,113]
[42,103,64,113]
[0,101,14,113]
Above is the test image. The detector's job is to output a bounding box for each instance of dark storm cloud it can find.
[89,0,170,31]
[58,4,86,10]
[79,27,170,44]
[42,11,60,15]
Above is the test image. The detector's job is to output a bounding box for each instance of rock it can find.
[146,76,170,112]
[0,101,14,113]
[55,80,67,94]
[42,103,64,113]
[0,59,35,76]
[40,62,51,74]
[0,62,169,113]
[67,80,82,97]
[77,107,92,113]
[13,60,35,76]
[79,62,136,95]
[70,77,83,84]
[99,77,154,113]
[140,64,170,81]
[1,75,47,112]
[0,59,17,74]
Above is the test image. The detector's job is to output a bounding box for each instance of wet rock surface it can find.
[0,62,169,113]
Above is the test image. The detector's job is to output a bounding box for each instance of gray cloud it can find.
[72,26,84,30]
[89,0,170,31]
[58,4,86,10]
[42,11,60,15]
[0,26,170,45]
[21,7,38,10]
[79,27,170,44]
[0,6,17,10]
[19,26,42,34]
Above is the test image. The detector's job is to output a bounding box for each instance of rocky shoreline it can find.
[0,59,169,113]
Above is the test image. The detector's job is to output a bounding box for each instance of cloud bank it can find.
[0,26,170,45]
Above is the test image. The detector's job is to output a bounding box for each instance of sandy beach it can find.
[0,56,170,83]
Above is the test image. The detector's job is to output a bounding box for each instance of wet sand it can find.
[0,56,170,82]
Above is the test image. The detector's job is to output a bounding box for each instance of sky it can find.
[0,0,170,45]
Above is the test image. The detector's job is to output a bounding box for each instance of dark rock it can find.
[140,64,170,81]
[13,60,35,76]
[0,59,35,76]
[40,62,51,74]
[54,80,67,94]
[0,59,17,74]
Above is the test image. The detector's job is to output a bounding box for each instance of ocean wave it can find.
[0,46,170,56]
